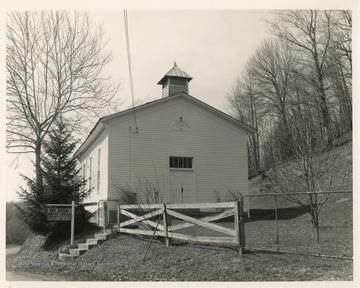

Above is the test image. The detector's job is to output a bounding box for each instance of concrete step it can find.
[77,243,97,250]
[104,228,120,237]
[86,238,106,245]
[103,228,116,235]
[95,233,109,241]
[69,248,87,256]
[59,253,77,261]
[58,228,119,261]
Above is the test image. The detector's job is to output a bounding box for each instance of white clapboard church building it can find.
[75,63,255,219]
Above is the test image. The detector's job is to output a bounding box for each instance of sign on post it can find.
[46,202,76,244]
[47,206,71,221]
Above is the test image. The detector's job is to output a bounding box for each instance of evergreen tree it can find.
[42,120,89,204]
[17,120,91,237]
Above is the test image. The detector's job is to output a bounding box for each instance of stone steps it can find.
[95,233,110,241]
[58,228,118,261]
[77,243,98,250]
[86,238,106,245]
[69,248,87,256]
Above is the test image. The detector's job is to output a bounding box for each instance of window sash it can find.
[169,156,193,169]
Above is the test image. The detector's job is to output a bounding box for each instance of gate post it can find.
[239,197,246,254]
[235,199,245,256]
[234,201,241,256]
[117,203,120,234]
[163,204,172,247]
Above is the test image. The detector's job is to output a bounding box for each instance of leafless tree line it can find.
[227,10,352,178]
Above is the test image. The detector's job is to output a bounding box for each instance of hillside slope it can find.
[249,140,352,195]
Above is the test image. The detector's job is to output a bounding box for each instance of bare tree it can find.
[6,11,121,186]
[331,10,352,71]
[327,10,352,135]
[227,67,261,177]
[227,39,300,173]
[265,109,342,242]
[248,39,298,161]
[267,10,336,147]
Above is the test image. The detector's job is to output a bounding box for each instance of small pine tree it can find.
[17,120,91,237]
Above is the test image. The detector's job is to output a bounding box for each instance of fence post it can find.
[163,204,172,247]
[239,198,246,255]
[234,201,240,254]
[117,203,120,234]
[235,200,245,256]
[274,194,279,252]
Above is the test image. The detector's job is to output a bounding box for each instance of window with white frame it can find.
[169,156,193,169]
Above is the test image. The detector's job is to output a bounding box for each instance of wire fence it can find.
[240,191,352,259]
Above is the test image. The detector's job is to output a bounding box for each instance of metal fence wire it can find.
[241,191,352,259]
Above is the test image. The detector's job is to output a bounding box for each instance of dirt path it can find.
[6,270,50,281]
[6,246,65,281]
[6,246,21,255]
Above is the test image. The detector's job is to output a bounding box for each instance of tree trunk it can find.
[35,141,43,189]
[312,35,334,147]
[317,78,333,147]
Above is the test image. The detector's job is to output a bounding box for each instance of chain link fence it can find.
[241,191,352,259]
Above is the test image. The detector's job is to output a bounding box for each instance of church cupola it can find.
[157,62,192,98]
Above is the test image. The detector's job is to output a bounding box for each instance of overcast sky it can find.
[91,10,270,111]
[2,2,358,203]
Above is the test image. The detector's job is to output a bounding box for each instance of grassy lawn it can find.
[6,233,352,281]
[6,189,353,281]
[7,189,353,281]
[243,192,352,258]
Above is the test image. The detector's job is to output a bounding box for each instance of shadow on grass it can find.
[126,234,237,252]
[247,205,310,222]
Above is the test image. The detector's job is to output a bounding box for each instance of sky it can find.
[90,10,270,111]
[1,1,358,205]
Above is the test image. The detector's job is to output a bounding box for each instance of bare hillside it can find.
[249,140,352,195]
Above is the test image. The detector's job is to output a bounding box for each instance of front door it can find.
[170,170,195,203]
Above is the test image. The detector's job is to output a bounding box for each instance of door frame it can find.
[167,155,197,203]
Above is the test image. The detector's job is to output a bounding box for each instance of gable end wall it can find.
[106,96,249,206]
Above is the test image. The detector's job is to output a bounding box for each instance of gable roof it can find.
[75,92,255,158]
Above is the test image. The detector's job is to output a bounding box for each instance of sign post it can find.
[71,201,75,245]
[46,202,76,245]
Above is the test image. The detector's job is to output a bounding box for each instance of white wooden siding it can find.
[169,84,188,96]
[78,129,109,208]
[107,96,249,209]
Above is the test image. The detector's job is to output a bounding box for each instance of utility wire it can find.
[123,9,138,132]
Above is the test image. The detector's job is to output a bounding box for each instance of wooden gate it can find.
[119,201,245,254]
